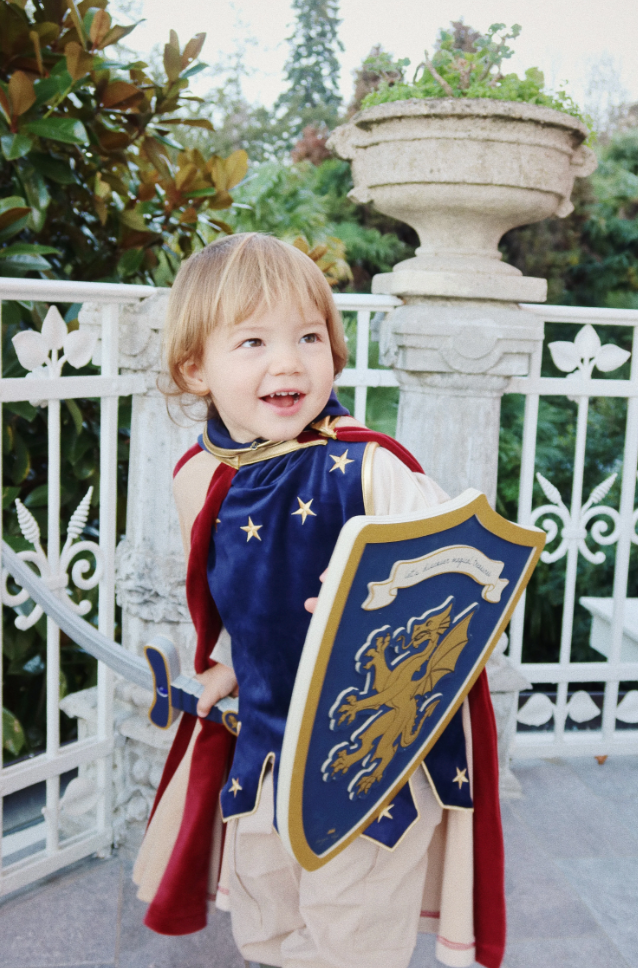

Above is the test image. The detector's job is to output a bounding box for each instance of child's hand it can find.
[195,662,238,718]
[304,570,327,615]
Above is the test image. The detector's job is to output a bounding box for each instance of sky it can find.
[122,0,638,118]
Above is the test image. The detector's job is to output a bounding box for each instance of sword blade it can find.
[2,540,152,690]
[1,541,238,731]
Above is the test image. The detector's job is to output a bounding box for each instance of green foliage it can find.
[502,128,638,309]
[276,0,344,141]
[360,21,585,122]
[227,157,414,290]
[0,0,249,283]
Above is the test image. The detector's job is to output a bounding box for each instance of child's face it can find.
[183,300,336,443]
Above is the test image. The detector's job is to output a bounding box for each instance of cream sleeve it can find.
[370,444,450,515]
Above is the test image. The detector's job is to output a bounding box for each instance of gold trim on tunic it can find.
[201,415,347,468]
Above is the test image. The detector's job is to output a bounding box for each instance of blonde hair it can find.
[163,233,348,416]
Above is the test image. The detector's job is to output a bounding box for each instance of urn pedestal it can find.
[329,99,596,791]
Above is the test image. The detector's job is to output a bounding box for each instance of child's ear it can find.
[179,358,210,397]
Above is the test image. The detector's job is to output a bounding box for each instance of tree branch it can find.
[424,53,454,97]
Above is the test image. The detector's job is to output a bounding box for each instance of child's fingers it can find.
[304,569,328,613]
[197,683,221,718]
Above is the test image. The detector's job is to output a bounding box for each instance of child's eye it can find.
[301,333,319,344]
[240,337,263,348]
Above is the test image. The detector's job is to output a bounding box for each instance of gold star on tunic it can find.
[377,803,394,821]
[453,768,469,789]
[329,450,354,474]
[215,518,221,530]
[292,497,316,524]
[229,777,242,797]
[240,517,262,541]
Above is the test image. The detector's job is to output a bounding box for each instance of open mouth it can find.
[261,391,305,412]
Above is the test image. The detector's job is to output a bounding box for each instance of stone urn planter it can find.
[327,99,596,302]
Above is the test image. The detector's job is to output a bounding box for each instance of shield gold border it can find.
[277,489,546,871]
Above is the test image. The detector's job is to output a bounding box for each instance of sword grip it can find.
[144,636,240,736]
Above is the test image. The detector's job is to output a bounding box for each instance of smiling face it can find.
[181,300,336,443]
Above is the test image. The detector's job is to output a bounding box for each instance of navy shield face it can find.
[277,490,544,871]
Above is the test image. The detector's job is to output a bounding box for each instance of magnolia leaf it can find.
[63,328,96,368]
[207,189,233,210]
[102,80,143,108]
[175,163,198,191]
[99,22,138,49]
[0,197,31,234]
[65,41,94,81]
[0,252,52,271]
[221,149,248,190]
[181,61,206,80]
[206,217,233,235]
[1,133,33,160]
[12,329,49,370]
[8,71,36,117]
[536,472,564,507]
[181,32,205,69]
[185,186,218,198]
[142,136,171,178]
[120,208,147,232]
[574,324,601,361]
[594,343,631,373]
[0,88,11,122]
[33,76,60,107]
[548,340,580,373]
[178,205,197,224]
[89,8,111,45]
[25,117,89,145]
[169,29,180,50]
[29,29,44,77]
[163,42,181,82]
[42,305,68,351]
[0,243,60,257]
[2,707,26,757]
[161,118,214,130]
[292,236,310,254]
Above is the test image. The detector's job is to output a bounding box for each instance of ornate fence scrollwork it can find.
[532,472,620,565]
[2,489,103,630]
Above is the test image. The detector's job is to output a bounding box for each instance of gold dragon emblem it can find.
[324,599,475,797]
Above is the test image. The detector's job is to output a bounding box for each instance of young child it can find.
[133,233,505,968]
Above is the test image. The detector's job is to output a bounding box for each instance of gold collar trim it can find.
[202,416,343,468]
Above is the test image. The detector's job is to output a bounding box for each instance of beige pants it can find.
[225,767,443,968]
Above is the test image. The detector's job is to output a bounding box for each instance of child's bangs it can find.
[215,238,334,329]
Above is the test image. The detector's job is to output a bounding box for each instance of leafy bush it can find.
[0,0,248,283]
[360,22,585,122]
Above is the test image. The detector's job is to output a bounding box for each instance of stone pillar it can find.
[378,298,543,505]
[79,292,197,838]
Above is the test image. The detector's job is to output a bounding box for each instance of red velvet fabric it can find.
[335,426,424,474]
[186,462,236,674]
[145,436,506,967]
[144,719,235,935]
[469,669,506,968]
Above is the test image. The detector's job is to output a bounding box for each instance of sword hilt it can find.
[144,635,240,736]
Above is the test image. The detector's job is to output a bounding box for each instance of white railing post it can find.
[96,303,119,849]
[602,323,638,740]
[354,310,370,423]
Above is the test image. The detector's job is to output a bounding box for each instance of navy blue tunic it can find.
[204,402,472,848]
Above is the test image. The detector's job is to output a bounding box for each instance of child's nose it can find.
[270,345,303,374]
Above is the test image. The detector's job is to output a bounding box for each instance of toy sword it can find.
[1,541,240,736]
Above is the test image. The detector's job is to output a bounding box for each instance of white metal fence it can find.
[1,281,637,896]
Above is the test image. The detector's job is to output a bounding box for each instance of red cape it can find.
[144,429,506,968]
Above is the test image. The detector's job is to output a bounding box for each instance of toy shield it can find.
[277,489,544,871]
